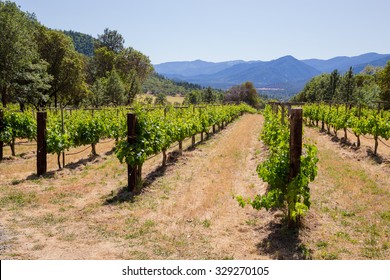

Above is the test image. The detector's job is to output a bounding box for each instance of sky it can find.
[11,0,390,64]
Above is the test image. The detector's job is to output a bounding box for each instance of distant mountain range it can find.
[154,52,390,98]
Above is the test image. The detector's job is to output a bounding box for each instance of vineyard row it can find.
[303,103,390,156]
[0,104,257,187]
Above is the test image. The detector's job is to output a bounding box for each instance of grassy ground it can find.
[136,93,185,105]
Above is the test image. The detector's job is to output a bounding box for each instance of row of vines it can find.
[303,104,390,155]
[0,104,257,172]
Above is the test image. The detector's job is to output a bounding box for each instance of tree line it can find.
[0,1,153,110]
[293,64,390,109]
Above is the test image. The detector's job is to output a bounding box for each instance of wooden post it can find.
[289,109,303,181]
[37,111,47,176]
[178,141,183,155]
[127,113,137,191]
[281,105,285,125]
[61,107,65,168]
[288,108,303,227]
[0,109,3,161]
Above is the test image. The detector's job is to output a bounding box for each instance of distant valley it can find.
[154,52,390,99]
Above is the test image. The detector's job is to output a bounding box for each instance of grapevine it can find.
[237,105,319,227]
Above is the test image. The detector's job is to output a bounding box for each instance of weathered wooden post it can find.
[61,107,65,168]
[289,108,303,181]
[288,108,303,227]
[0,109,3,161]
[127,113,137,191]
[37,111,47,175]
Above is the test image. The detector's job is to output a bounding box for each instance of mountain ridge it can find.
[154,52,390,98]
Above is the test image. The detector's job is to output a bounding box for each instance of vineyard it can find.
[0,103,389,260]
[0,104,255,172]
[303,103,390,156]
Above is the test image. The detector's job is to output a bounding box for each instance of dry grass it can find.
[0,114,272,260]
[136,93,185,105]
[301,126,390,259]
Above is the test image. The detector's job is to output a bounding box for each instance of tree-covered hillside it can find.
[63,30,97,57]
[292,64,390,109]
[142,72,203,96]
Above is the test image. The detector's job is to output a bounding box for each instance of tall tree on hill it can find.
[95,28,124,54]
[203,87,215,103]
[325,70,340,101]
[378,61,390,109]
[0,1,38,107]
[338,67,355,103]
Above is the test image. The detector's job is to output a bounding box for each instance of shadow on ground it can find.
[104,150,180,205]
[256,217,312,260]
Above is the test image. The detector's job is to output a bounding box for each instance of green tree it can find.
[326,70,340,101]
[377,61,390,109]
[115,47,153,83]
[89,77,107,107]
[35,27,86,107]
[125,69,141,105]
[105,70,125,106]
[92,47,115,79]
[95,28,124,54]
[185,90,201,104]
[225,81,260,108]
[154,93,167,106]
[338,67,355,103]
[13,59,53,110]
[203,87,215,103]
[0,1,38,107]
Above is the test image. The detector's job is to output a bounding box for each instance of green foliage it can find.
[143,72,204,97]
[35,27,87,107]
[115,104,256,167]
[13,59,53,109]
[0,110,36,155]
[154,93,167,106]
[294,64,390,107]
[63,30,96,57]
[105,70,126,106]
[378,61,390,109]
[225,81,263,109]
[304,103,390,154]
[0,1,40,107]
[95,28,124,54]
[46,117,71,166]
[237,105,318,226]
[0,4,153,109]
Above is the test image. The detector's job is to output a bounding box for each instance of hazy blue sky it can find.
[11,0,390,64]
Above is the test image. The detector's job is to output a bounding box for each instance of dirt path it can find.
[1,113,284,260]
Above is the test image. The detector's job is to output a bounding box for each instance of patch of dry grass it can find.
[302,127,390,259]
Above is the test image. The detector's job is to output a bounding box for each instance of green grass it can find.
[0,191,37,208]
